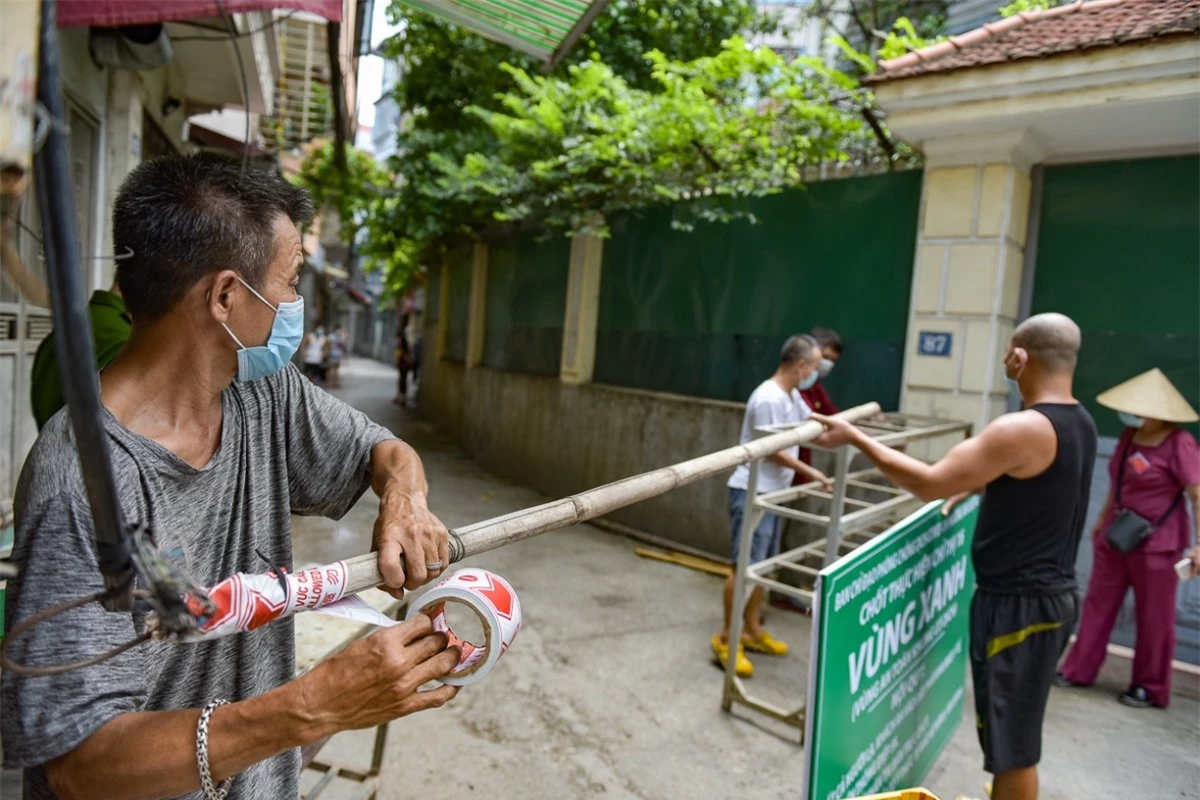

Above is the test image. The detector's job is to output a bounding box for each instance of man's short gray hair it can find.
[780,334,819,366]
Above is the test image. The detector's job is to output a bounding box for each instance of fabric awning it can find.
[395,0,612,66]
[188,119,273,160]
[57,0,342,28]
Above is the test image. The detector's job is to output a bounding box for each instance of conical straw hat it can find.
[1096,368,1198,424]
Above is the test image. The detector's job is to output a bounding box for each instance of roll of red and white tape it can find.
[405,567,522,686]
[192,561,349,640]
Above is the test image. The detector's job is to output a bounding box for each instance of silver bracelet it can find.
[196,699,232,800]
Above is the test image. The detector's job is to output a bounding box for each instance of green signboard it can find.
[803,497,980,800]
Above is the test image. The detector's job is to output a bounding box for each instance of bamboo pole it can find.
[340,402,880,595]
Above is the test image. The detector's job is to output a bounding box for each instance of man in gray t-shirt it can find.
[2,154,460,798]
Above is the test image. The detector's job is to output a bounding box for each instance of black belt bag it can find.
[1106,435,1183,554]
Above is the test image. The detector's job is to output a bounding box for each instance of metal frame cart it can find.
[720,413,972,737]
[297,592,407,800]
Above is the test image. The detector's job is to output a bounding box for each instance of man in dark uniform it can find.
[813,312,1096,800]
[801,326,843,417]
[29,280,131,430]
[798,327,842,469]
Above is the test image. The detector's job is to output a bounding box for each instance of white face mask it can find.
[1118,411,1146,429]
[818,358,835,379]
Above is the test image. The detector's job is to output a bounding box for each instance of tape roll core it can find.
[421,599,493,679]
[406,568,521,686]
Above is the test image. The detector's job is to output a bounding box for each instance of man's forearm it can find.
[766,452,805,473]
[48,679,327,800]
[369,438,449,589]
[846,430,940,499]
[371,439,429,505]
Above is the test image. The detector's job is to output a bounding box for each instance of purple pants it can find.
[1060,535,1180,707]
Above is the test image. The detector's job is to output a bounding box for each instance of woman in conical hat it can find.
[1057,368,1199,708]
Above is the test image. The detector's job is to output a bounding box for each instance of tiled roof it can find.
[870,0,1200,82]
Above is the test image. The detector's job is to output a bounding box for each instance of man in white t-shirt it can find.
[713,334,832,677]
[301,326,328,384]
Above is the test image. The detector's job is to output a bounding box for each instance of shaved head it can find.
[1012,312,1081,373]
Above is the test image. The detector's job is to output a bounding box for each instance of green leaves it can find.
[294,140,385,241]
[353,0,909,292]
[426,38,899,239]
[876,17,942,60]
[293,139,426,294]
[998,0,1062,17]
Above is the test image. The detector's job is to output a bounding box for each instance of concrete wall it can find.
[419,340,743,557]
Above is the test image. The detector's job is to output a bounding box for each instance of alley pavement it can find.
[298,359,1198,800]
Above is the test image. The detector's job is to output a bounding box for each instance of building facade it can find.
[0,13,282,504]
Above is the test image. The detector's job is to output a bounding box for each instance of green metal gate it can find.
[1031,154,1200,663]
[593,171,923,410]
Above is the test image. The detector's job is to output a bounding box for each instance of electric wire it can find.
[170,9,299,42]
[214,0,254,179]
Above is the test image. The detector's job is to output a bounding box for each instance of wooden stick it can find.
[341,403,880,595]
[634,548,732,578]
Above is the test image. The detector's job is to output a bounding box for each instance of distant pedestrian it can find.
[713,334,832,678]
[326,326,348,388]
[394,333,413,406]
[301,326,327,385]
[1057,368,1200,708]
[411,332,423,387]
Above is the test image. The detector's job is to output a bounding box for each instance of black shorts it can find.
[969,589,1077,774]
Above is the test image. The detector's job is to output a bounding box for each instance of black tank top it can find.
[972,403,1097,595]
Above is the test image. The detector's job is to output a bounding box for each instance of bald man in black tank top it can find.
[813,313,1097,800]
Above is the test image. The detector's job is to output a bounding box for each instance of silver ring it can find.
[425,560,444,571]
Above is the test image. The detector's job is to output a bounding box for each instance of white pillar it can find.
[560,227,604,385]
[901,130,1043,456]
[465,242,488,369]
[435,262,450,361]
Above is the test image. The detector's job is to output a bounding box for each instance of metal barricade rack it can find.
[720,413,973,738]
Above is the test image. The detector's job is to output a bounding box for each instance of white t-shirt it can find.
[727,379,812,493]
[303,334,327,365]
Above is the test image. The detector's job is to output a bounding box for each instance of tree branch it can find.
[691,140,724,172]
[848,3,876,46]
[860,106,896,168]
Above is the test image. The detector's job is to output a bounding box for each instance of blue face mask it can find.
[1118,411,1145,429]
[799,368,819,391]
[222,278,305,383]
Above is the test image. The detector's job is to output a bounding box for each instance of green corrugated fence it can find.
[593,172,924,408]
[484,232,572,376]
[1033,155,1200,438]
[444,247,472,363]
